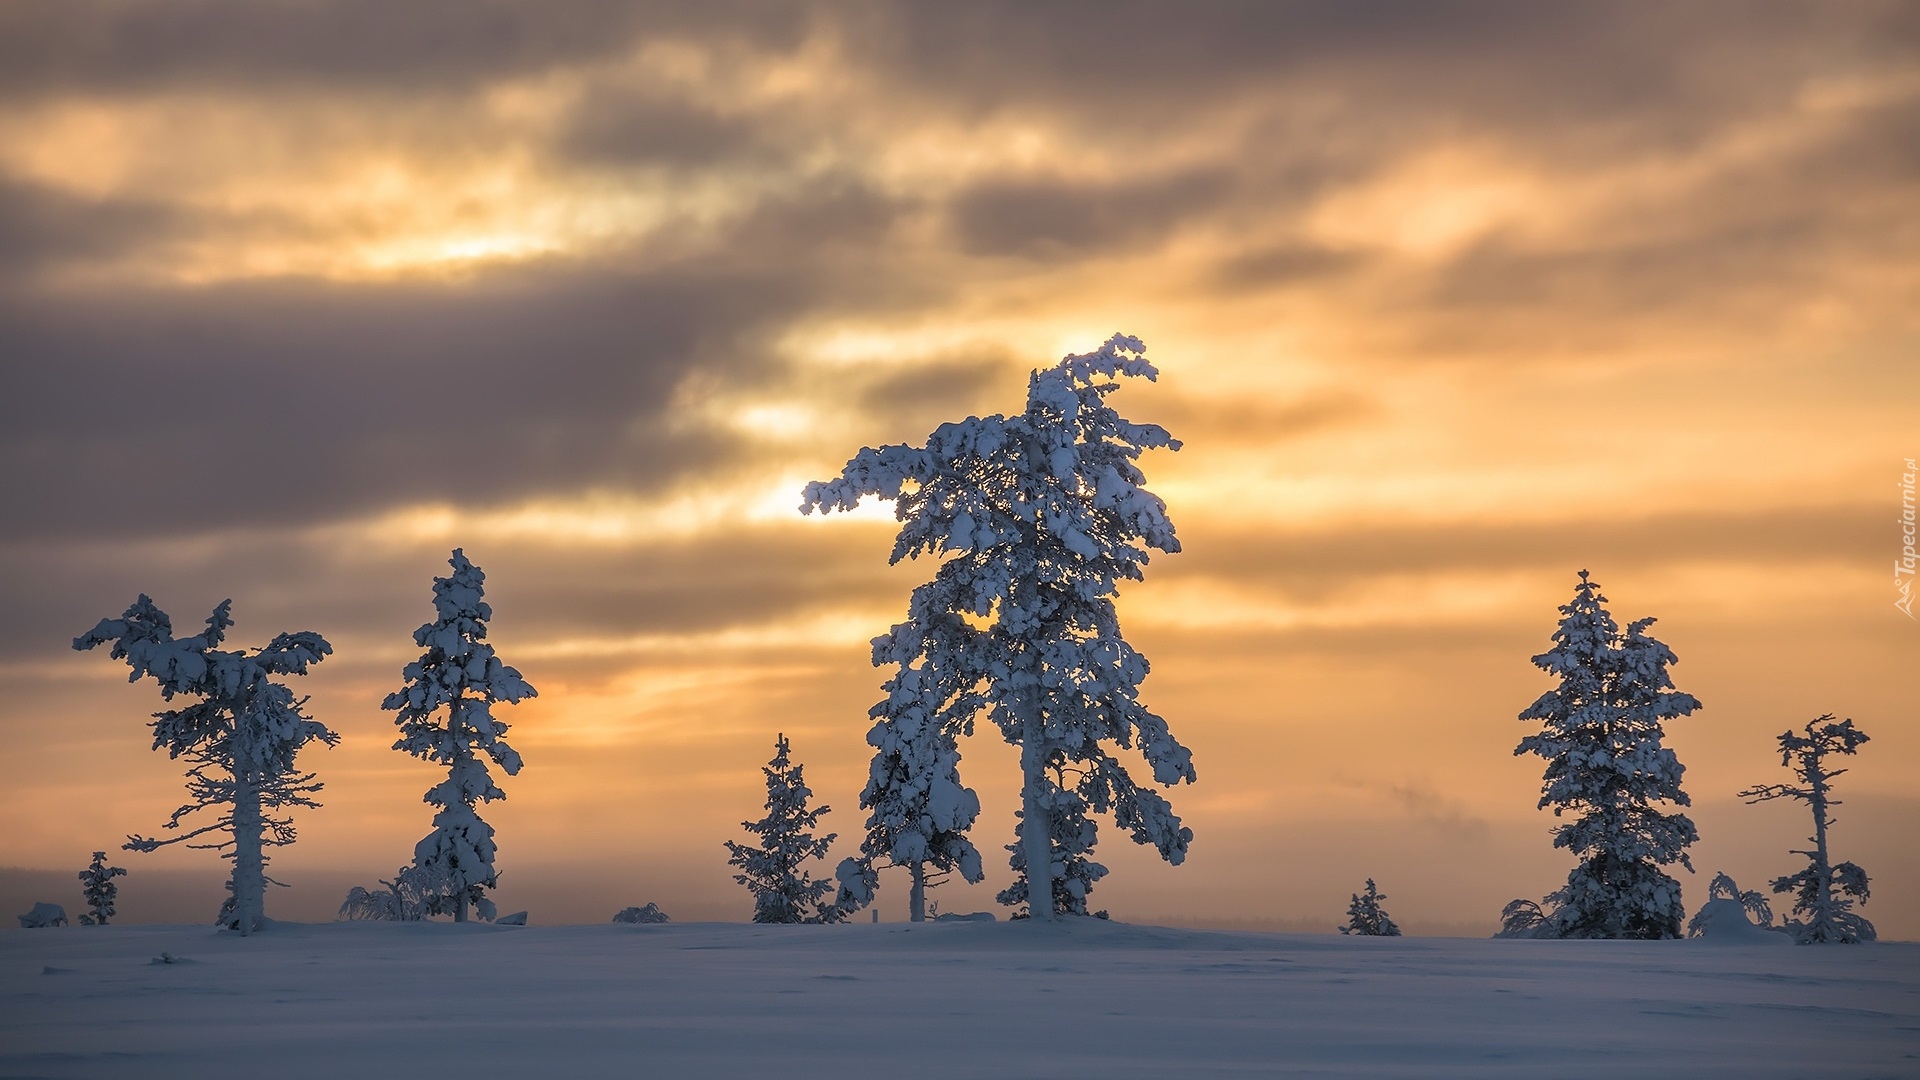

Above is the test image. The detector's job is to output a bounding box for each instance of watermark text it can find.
[1898,457,1916,619]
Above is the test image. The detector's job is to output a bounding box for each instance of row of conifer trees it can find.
[61,337,1878,942]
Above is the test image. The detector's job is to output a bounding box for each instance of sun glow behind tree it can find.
[0,4,1913,935]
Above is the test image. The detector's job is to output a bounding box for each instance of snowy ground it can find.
[4,920,1917,1078]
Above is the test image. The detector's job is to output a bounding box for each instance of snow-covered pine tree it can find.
[725,733,841,924]
[384,549,537,923]
[834,659,986,922]
[1738,715,1875,944]
[1512,571,1700,939]
[1339,878,1402,936]
[77,851,126,926]
[74,597,336,936]
[803,334,1195,922]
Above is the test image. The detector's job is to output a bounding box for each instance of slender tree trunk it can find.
[909,860,926,922]
[232,765,265,936]
[454,892,468,923]
[1020,717,1055,923]
[1809,771,1832,940]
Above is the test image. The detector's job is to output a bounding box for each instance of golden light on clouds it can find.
[1,2,1914,933]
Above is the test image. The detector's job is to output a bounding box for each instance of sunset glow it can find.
[1,2,1914,936]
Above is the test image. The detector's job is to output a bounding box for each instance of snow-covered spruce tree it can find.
[384,549,536,923]
[1339,879,1401,936]
[74,597,335,935]
[833,660,986,922]
[1511,571,1699,939]
[725,733,842,924]
[77,851,127,926]
[1739,715,1875,944]
[803,334,1194,923]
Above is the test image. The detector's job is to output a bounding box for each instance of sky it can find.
[2,1,1916,935]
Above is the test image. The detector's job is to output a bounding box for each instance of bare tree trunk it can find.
[909,861,926,922]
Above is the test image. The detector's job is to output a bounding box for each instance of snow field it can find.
[5,919,1917,1078]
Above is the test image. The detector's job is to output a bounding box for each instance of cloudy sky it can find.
[3,1,1916,933]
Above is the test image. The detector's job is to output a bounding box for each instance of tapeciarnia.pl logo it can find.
[1899,457,1917,619]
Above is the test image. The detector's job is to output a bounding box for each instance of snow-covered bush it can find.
[1494,898,1548,938]
[1685,873,1783,941]
[803,334,1194,922]
[1509,571,1699,939]
[725,734,841,924]
[1685,872,1772,937]
[1739,715,1875,944]
[18,902,68,928]
[613,903,671,924]
[384,550,537,923]
[1687,898,1789,943]
[338,886,402,922]
[74,597,336,936]
[1339,879,1401,936]
[338,865,442,921]
[77,851,126,926]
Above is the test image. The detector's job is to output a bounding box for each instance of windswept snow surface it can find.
[4,920,1916,1078]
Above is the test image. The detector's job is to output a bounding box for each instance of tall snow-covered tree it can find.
[803,334,1195,923]
[1339,879,1401,937]
[833,661,986,922]
[77,851,126,926]
[384,549,537,923]
[74,597,335,935]
[1510,571,1699,939]
[725,733,842,924]
[1739,715,1875,944]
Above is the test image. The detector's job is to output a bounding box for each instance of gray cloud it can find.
[0,515,901,668]
[1166,503,1887,601]
[948,170,1233,259]
[0,179,183,281]
[0,261,793,541]
[11,2,1904,156]
[1210,243,1370,293]
[845,2,1911,150]
[0,0,812,100]
[559,91,775,170]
